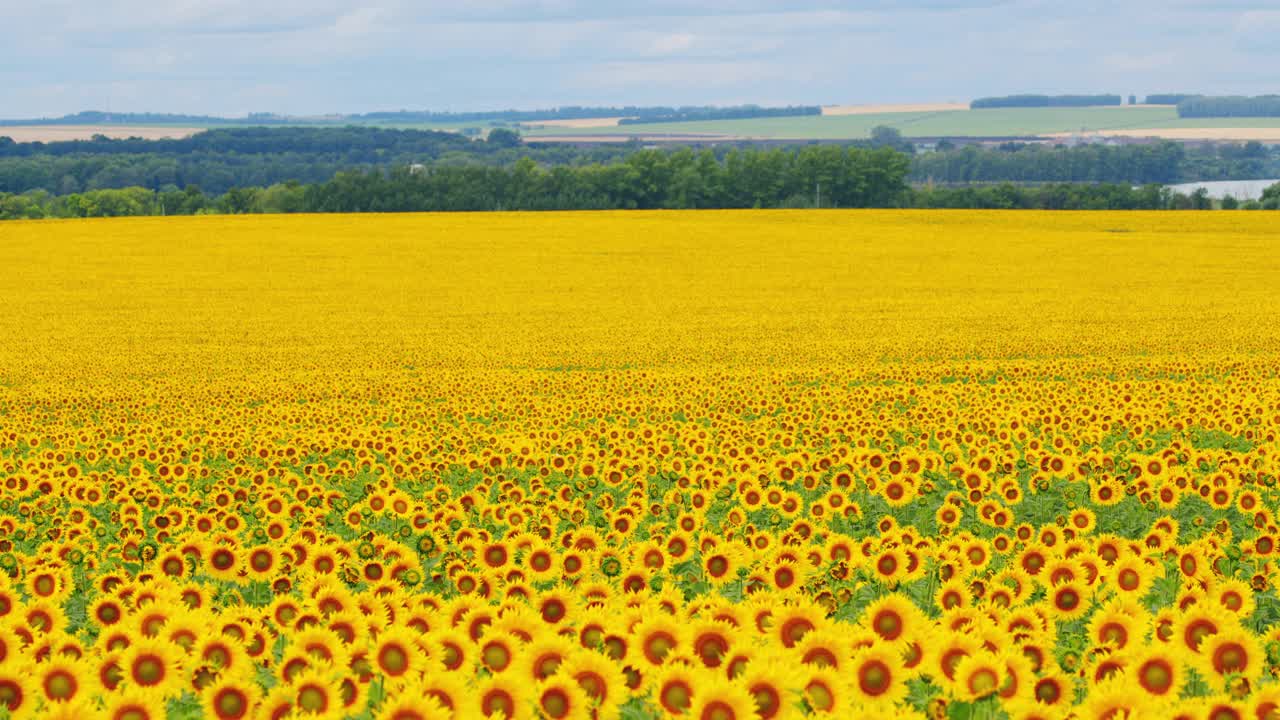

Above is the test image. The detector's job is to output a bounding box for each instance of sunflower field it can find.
[2,210,1280,720]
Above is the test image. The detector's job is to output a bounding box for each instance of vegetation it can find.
[1177,96,1280,118]
[3,128,1280,220]
[970,94,1122,109]
[4,176,1276,221]
[617,105,821,125]
[0,127,640,195]
[0,146,911,217]
[911,141,1278,185]
[4,211,1280,718]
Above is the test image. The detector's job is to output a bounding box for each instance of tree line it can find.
[1176,96,1280,118]
[970,95,1122,109]
[4,150,1278,221]
[3,128,1278,200]
[1,146,907,218]
[911,140,1277,185]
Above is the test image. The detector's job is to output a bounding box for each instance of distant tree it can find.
[1262,182,1280,209]
[218,186,260,214]
[1168,192,1193,210]
[869,126,912,153]
[1190,188,1213,210]
[486,128,522,148]
[1128,95,1137,106]
[1220,195,1239,210]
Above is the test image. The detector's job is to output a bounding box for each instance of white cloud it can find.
[0,1,1275,116]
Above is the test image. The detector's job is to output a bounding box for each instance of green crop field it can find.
[515,106,1280,140]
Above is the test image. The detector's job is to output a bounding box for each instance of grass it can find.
[518,106,1280,140]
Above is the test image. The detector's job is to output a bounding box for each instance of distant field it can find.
[523,106,1280,141]
[1045,127,1280,142]
[0,125,204,142]
[8,107,1280,144]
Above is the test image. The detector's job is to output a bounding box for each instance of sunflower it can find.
[535,588,577,627]
[1210,578,1256,618]
[634,615,686,667]
[997,651,1034,702]
[703,545,744,587]
[654,662,703,715]
[205,544,243,583]
[0,625,19,666]
[103,688,168,720]
[255,684,295,720]
[1108,556,1155,598]
[1030,669,1072,708]
[1045,579,1089,622]
[802,667,850,716]
[949,651,1005,702]
[373,625,429,683]
[689,619,740,671]
[35,655,88,704]
[862,593,923,645]
[935,578,971,613]
[1248,685,1280,720]
[473,673,532,720]
[1085,648,1128,685]
[560,648,628,718]
[768,560,807,594]
[736,649,804,720]
[518,634,578,683]
[479,630,519,674]
[1086,600,1143,652]
[427,627,472,673]
[120,636,185,698]
[532,676,591,720]
[1195,627,1263,690]
[1078,678,1151,720]
[1175,605,1231,655]
[848,644,907,706]
[1127,645,1183,699]
[689,678,757,720]
[202,676,263,720]
[0,666,35,719]
[931,632,981,685]
[416,671,470,717]
[90,596,128,629]
[375,695,451,720]
[772,604,826,651]
[197,635,250,678]
[870,548,907,585]
[289,667,345,720]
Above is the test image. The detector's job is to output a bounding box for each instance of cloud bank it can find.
[1,1,1274,116]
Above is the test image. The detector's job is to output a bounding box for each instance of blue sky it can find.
[2,1,1278,117]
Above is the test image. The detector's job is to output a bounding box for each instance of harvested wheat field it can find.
[3,211,1280,719]
[0,125,204,143]
[522,117,626,129]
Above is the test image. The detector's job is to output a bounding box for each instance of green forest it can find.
[2,127,1279,220]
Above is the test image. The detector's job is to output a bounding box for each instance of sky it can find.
[1,1,1278,118]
